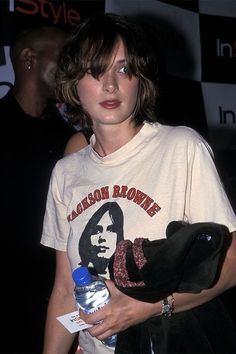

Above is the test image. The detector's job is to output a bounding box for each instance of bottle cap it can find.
[72,266,92,286]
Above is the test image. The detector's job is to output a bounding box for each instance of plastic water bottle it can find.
[72,266,117,348]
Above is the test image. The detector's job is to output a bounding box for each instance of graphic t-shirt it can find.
[41,121,236,353]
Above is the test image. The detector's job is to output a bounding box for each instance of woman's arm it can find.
[42,251,77,354]
[64,131,89,156]
[80,231,236,341]
[172,230,236,312]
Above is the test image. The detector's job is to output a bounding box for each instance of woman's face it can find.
[76,39,139,128]
[90,211,118,259]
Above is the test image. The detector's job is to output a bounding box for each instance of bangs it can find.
[56,13,160,127]
[79,35,120,78]
[74,26,139,79]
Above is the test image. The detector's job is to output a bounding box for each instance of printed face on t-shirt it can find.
[79,202,124,276]
[90,210,118,259]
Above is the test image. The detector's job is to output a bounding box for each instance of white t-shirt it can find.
[41,121,236,353]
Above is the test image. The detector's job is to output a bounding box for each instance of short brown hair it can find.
[56,13,160,128]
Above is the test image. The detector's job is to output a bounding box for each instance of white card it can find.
[56,310,92,333]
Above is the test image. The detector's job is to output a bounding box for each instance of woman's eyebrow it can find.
[117,59,126,63]
[113,58,126,65]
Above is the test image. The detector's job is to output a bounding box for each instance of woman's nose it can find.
[102,72,118,93]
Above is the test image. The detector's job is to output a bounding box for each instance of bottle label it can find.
[85,299,109,314]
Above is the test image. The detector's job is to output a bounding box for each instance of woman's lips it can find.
[99,100,121,109]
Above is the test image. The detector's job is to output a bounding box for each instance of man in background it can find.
[0,26,75,353]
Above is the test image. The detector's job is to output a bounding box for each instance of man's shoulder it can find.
[0,91,20,126]
[45,104,75,133]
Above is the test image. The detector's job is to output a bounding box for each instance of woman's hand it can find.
[79,280,160,341]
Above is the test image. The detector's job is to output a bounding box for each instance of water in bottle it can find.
[72,266,117,348]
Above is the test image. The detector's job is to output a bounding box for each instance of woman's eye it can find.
[119,66,129,74]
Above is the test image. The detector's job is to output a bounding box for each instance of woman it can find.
[41,13,236,354]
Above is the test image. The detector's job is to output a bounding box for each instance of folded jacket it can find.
[108,221,231,302]
[108,221,236,354]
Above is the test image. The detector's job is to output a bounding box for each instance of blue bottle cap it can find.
[72,266,92,286]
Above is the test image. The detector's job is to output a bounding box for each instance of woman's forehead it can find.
[85,37,127,68]
[108,39,126,64]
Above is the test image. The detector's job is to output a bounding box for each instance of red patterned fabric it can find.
[113,238,147,287]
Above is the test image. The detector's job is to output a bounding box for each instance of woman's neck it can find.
[93,122,143,157]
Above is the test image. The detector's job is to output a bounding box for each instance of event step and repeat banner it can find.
[1,0,236,152]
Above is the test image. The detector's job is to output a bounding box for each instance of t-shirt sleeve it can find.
[186,135,236,232]
[40,163,69,251]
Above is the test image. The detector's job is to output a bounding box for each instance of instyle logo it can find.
[216,38,236,58]
[219,106,236,125]
[8,0,80,26]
